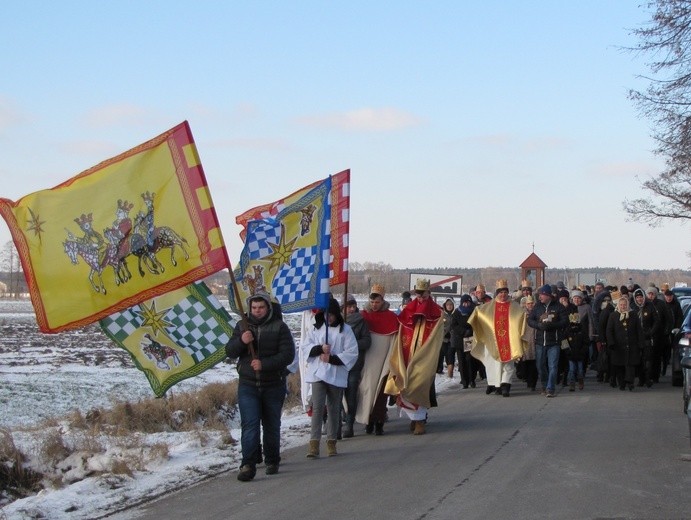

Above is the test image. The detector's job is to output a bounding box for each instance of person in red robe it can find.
[358,283,399,435]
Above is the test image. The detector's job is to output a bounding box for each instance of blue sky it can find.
[1,1,685,273]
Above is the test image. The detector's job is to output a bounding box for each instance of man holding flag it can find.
[226,290,295,482]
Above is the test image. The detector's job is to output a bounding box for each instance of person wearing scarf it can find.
[606,295,645,391]
[302,297,359,457]
[632,288,657,387]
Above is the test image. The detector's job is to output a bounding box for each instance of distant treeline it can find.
[201,264,691,300]
[4,264,690,301]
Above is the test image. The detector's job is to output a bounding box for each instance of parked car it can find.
[672,286,691,298]
[670,297,691,387]
[681,352,691,447]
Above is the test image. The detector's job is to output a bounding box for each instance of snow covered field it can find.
[0,298,456,519]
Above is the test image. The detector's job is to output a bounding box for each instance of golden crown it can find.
[495,279,508,291]
[370,283,386,297]
[117,199,134,212]
[414,278,431,291]
[74,213,93,227]
[141,190,156,202]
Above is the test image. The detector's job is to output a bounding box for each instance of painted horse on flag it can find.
[64,191,190,293]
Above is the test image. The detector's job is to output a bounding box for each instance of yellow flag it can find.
[0,122,229,333]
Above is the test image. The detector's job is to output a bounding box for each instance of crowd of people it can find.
[225,277,684,481]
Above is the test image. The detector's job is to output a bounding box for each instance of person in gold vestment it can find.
[468,280,526,397]
[385,278,443,435]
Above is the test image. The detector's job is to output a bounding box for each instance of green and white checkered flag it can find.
[100,281,236,397]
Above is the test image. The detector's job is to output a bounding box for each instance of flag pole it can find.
[228,266,256,359]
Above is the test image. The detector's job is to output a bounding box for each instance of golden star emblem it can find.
[26,207,46,241]
[136,300,172,337]
[265,223,298,271]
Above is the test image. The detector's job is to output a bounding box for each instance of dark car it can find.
[672,286,691,298]
[681,351,691,447]
[670,297,691,386]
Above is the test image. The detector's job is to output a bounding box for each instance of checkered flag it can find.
[272,246,318,303]
[246,219,280,260]
[100,281,236,397]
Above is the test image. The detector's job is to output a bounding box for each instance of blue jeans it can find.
[536,344,560,393]
[237,380,286,468]
[568,360,584,384]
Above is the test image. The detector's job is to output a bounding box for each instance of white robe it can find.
[302,322,359,388]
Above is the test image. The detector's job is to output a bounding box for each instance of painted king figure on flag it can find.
[468,279,526,397]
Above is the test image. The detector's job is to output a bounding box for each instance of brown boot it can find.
[326,439,337,456]
[447,364,454,378]
[306,440,319,458]
[578,380,584,390]
[413,420,426,435]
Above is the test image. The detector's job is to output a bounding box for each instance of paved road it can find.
[115,373,691,520]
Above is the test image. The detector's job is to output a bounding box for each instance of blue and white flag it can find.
[229,177,332,314]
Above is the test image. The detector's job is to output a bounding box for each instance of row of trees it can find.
[203,264,691,301]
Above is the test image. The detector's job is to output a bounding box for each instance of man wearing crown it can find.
[468,280,526,397]
[67,213,107,264]
[385,278,444,435]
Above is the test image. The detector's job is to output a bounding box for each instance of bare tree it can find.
[1,241,22,298]
[625,0,691,225]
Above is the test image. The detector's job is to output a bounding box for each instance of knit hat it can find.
[328,297,342,315]
[570,290,585,300]
[646,286,659,297]
[346,294,357,304]
[460,294,473,304]
[557,289,570,300]
[538,284,552,296]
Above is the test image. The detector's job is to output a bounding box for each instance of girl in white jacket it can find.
[302,298,358,457]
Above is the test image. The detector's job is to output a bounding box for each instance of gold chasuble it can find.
[468,300,526,363]
[385,298,443,408]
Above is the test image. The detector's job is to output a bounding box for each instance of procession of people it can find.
[227,277,681,481]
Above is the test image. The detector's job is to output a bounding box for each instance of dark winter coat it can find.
[226,300,295,387]
[346,309,371,373]
[450,305,474,351]
[632,291,657,361]
[606,309,644,367]
[591,290,611,339]
[649,297,668,347]
[598,304,615,347]
[527,297,569,346]
[564,303,588,361]
[665,296,683,332]
[441,298,455,344]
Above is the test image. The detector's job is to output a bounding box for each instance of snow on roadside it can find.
[0,297,460,519]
